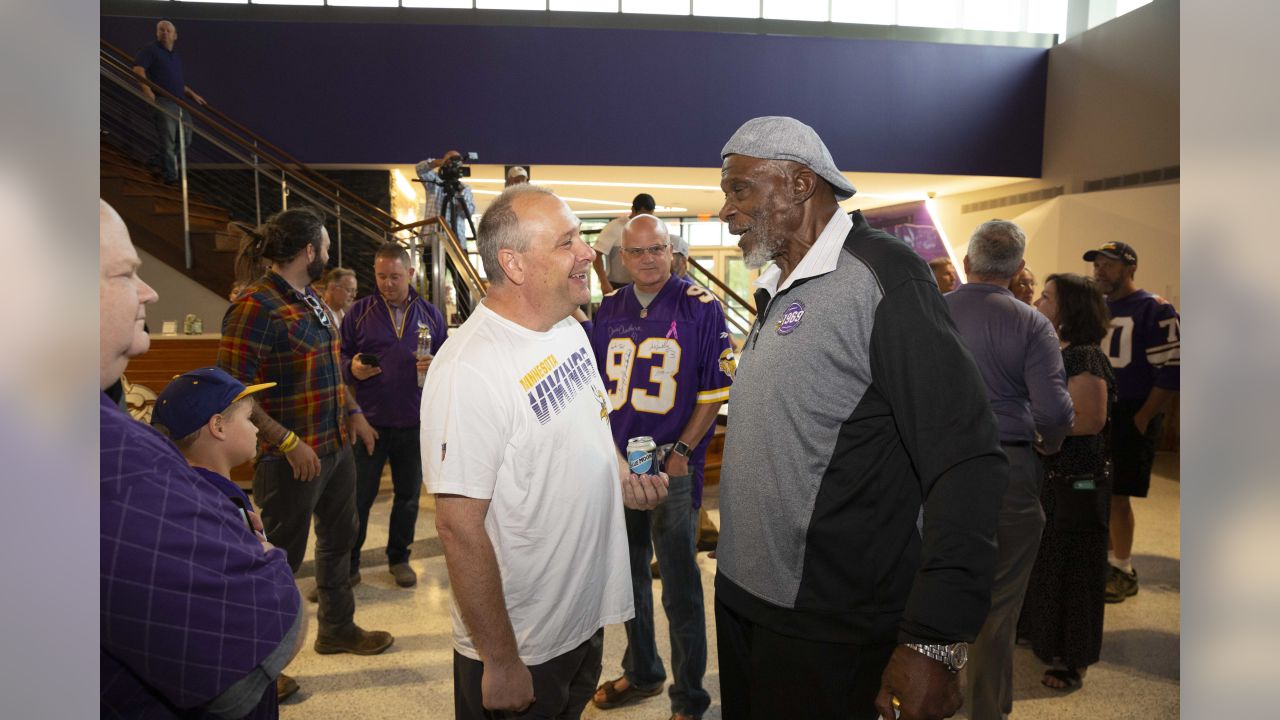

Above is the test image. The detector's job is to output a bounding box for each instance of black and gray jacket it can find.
[717,211,1009,646]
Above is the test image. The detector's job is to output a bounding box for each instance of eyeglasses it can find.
[299,291,332,330]
[621,244,669,258]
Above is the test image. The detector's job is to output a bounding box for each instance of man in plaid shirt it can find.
[219,208,394,664]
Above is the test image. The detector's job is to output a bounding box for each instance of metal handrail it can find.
[100,39,406,236]
[397,216,487,301]
[686,256,756,318]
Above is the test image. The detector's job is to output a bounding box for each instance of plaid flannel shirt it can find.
[218,271,349,458]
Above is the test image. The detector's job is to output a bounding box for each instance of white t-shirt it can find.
[592,215,627,255]
[421,302,633,665]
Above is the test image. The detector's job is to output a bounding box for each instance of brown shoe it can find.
[275,673,300,702]
[671,714,702,720]
[390,563,418,588]
[305,571,362,603]
[592,676,664,709]
[314,624,394,656]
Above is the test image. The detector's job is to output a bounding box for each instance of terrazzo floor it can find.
[279,453,1180,719]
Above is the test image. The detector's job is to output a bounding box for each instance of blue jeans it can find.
[153,98,192,183]
[621,474,710,717]
[350,424,422,571]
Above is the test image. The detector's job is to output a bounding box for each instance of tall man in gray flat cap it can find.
[714,116,1008,720]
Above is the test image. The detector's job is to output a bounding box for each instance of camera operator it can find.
[415,150,477,245]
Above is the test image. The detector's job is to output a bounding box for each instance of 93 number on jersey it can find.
[605,337,682,414]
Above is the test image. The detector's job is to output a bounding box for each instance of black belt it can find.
[1000,440,1032,448]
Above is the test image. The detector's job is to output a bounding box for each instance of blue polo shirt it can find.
[133,41,186,99]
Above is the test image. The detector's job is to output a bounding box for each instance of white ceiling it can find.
[380,163,1034,219]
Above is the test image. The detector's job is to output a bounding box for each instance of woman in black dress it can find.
[1018,273,1116,691]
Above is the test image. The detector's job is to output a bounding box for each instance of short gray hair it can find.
[476,184,558,285]
[966,220,1026,279]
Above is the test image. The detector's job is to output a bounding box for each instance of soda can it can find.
[627,436,657,475]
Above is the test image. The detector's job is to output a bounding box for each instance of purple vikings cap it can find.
[151,367,276,440]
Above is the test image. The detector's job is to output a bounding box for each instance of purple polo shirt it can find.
[101,394,301,719]
[945,283,1074,451]
[133,41,187,100]
[339,288,448,428]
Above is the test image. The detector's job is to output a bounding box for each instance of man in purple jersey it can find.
[588,214,733,720]
[1086,241,1180,602]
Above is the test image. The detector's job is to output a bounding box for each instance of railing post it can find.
[281,172,288,210]
[252,141,262,225]
[335,190,343,267]
[431,229,444,311]
[177,107,192,270]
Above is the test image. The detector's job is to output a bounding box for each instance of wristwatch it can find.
[904,642,968,673]
[671,441,692,458]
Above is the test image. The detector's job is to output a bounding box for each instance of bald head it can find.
[100,201,158,389]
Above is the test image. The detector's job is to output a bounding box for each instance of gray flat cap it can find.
[721,116,856,200]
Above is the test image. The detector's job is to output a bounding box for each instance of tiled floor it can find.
[281,453,1180,719]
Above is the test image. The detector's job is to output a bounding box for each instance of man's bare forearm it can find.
[249,402,290,446]
[1139,386,1176,420]
[678,402,722,448]
[436,496,521,665]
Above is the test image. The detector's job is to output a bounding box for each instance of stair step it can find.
[115,177,181,199]
[152,196,229,220]
[100,160,158,183]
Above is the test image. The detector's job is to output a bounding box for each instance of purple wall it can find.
[102,16,1047,176]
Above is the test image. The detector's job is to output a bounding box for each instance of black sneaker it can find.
[1105,566,1138,603]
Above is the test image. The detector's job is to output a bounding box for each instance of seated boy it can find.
[150,367,308,712]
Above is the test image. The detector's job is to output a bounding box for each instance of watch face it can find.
[950,643,968,670]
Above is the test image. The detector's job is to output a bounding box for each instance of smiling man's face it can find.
[718,154,798,270]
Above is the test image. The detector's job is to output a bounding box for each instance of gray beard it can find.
[742,231,785,269]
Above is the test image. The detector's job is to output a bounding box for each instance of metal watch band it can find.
[905,643,960,672]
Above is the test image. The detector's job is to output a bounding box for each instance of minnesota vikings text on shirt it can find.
[523,349,598,425]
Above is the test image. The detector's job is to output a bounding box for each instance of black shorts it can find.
[1109,399,1164,499]
[453,628,603,720]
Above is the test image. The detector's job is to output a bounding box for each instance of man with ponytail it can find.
[219,208,394,670]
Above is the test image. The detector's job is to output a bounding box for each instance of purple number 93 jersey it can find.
[589,276,735,501]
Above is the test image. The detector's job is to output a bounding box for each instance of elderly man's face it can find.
[100,202,158,388]
[156,21,177,49]
[719,155,797,269]
[620,217,673,293]
[325,274,358,311]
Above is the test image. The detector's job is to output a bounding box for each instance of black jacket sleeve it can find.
[869,275,1009,644]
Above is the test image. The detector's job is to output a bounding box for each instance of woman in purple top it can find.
[1018,273,1116,692]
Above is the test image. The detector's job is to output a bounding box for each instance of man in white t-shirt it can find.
[422,183,670,718]
[591,193,656,294]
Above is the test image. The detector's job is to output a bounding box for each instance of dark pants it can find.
[350,424,422,572]
[153,98,192,183]
[253,447,357,633]
[715,594,894,720]
[453,629,604,720]
[619,473,709,717]
[1110,399,1164,498]
[966,444,1046,720]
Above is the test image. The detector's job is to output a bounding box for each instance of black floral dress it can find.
[1018,344,1116,669]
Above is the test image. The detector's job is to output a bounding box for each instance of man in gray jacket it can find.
[714,116,1009,720]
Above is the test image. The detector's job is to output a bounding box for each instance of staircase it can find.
[99,141,241,298]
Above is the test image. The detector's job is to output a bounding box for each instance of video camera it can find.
[437,151,479,195]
